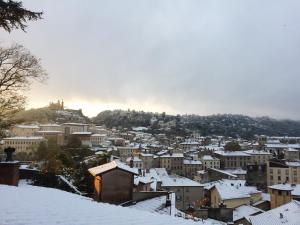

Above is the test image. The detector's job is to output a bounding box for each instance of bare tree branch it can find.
[0,44,47,124]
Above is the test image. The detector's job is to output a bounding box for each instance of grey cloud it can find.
[1,0,300,118]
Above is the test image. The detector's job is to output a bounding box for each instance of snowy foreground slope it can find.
[0,184,223,225]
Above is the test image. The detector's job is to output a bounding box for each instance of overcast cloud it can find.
[1,0,300,119]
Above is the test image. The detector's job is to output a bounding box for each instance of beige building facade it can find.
[3,136,46,153]
[11,125,39,137]
[267,160,300,186]
[201,155,220,170]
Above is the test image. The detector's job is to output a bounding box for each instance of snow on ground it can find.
[0,184,224,225]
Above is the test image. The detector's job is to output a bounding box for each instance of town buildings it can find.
[267,159,300,185]
[201,155,220,170]
[2,136,46,153]
[207,179,262,209]
[160,153,184,175]
[11,125,39,137]
[88,160,138,204]
[214,151,251,169]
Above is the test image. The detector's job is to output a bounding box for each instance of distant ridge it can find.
[92,110,300,138]
[14,106,90,124]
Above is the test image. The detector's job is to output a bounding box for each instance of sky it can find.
[1,0,300,119]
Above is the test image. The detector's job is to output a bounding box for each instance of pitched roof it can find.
[128,193,178,216]
[88,160,138,176]
[0,184,223,225]
[233,205,264,222]
[249,200,300,225]
[208,179,261,201]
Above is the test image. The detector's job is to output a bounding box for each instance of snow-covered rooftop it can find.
[233,205,264,222]
[91,133,107,137]
[180,141,200,145]
[14,124,39,129]
[0,184,223,225]
[183,159,202,165]
[222,168,247,175]
[72,132,92,135]
[243,150,272,155]
[160,153,184,158]
[201,155,217,161]
[207,179,261,201]
[132,126,148,131]
[285,161,300,167]
[3,136,45,140]
[161,175,203,187]
[129,193,177,216]
[249,200,300,225]
[88,160,138,176]
[126,156,142,162]
[36,130,63,134]
[63,122,88,126]
[140,153,154,157]
[286,148,299,152]
[208,168,237,178]
[269,183,300,196]
[214,150,250,157]
[39,124,61,127]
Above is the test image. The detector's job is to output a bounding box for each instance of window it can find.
[278,176,281,181]
[176,195,182,201]
[270,175,273,180]
[278,190,282,195]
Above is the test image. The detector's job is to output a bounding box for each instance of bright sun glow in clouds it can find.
[27,97,175,117]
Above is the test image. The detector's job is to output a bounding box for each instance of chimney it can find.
[0,147,19,186]
[165,193,171,207]
[4,147,15,161]
[219,202,227,208]
[129,156,134,168]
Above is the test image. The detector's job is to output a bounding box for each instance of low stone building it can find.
[88,161,138,204]
[207,179,262,209]
[214,151,251,169]
[90,134,107,146]
[268,184,292,209]
[35,130,64,145]
[243,150,273,165]
[267,159,300,186]
[160,153,184,175]
[161,175,204,210]
[11,125,39,137]
[182,159,202,179]
[140,153,154,170]
[201,155,220,170]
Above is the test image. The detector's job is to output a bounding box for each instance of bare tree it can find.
[0,0,42,32]
[0,44,47,120]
